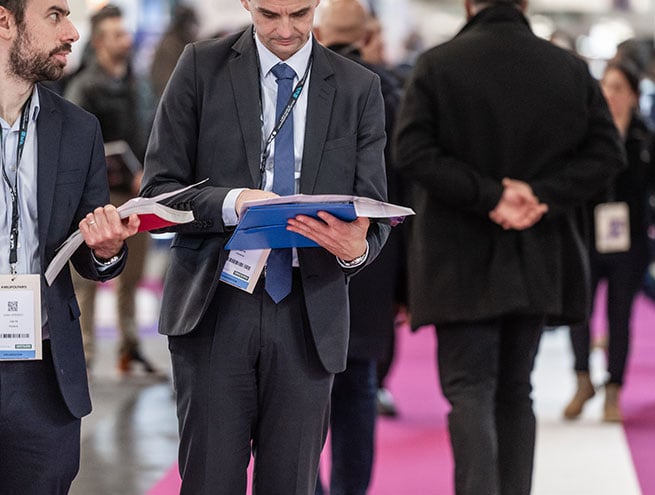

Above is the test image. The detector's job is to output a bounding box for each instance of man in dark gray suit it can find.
[0,0,140,492]
[140,0,389,493]
[394,0,625,494]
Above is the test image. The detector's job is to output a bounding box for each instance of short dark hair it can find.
[90,4,122,37]
[470,0,523,6]
[0,0,26,26]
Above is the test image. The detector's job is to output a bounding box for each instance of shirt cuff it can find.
[337,241,369,269]
[223,188,247,227]
[92,250,125,273]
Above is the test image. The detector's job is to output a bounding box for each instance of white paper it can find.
[45,180,207,286]
[238,193,414,220]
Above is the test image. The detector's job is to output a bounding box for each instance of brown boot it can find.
[563,371,595,419]
[603,383,622,423]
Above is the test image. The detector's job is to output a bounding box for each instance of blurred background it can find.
[66,0,655,78]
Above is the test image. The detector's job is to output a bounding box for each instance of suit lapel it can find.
[35,87,61,255]
[230,28,264,187]
[300,42,335,194]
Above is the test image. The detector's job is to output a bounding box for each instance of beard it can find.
[9,24,70,83]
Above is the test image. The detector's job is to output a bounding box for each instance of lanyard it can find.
[258,56,313,181]
[1,96,32,275]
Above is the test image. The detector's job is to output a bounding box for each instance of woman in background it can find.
[564,59,655,422]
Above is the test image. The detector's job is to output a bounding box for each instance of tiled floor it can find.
[67,245,651,494]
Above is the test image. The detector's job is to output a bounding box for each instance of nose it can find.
[277,16,293,38]
[63,17,80,44]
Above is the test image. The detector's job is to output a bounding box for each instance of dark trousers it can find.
[169,274,333,495]
[316,359,377,495]
[569,247,648,385]
[436,315,544,495]
[0,341,81,495]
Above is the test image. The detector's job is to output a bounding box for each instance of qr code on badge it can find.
[8,301,18,312]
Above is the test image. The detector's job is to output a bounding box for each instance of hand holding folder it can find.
[226,194,414,250]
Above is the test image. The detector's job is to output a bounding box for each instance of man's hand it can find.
[235,189,279,218]
[489,178,548,230]
[288,212,370,261]
[79,205,140,260]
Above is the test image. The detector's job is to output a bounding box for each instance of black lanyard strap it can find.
[259,56,313,179]
[1,96,32,273]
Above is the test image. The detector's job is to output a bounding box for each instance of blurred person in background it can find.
[64,4,159,377]
[563,59,655,423]
[149,3,199,102]
[314,0,403,492]
[394,0,626,493]
[0,0,139,491]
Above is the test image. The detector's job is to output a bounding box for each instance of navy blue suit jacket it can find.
[37,85,126,418]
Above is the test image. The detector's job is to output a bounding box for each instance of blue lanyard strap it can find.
[1,96,32,273]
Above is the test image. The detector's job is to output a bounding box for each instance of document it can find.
[0,274,42,361]
[45,181,205,285]
[226,194,414,250]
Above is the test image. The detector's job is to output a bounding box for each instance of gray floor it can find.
[70,334,176,495]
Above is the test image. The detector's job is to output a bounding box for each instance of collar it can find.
[0,86,40,132]
[459,4,530,36]
[254,32,313,80]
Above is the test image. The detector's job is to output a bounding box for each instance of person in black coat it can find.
[393,0,626,493]
[564,59,655,423]
[314,1,403,493]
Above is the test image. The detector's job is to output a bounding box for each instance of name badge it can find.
[594,202,630,253]
[0,274,42,361]
[220,249,269,293]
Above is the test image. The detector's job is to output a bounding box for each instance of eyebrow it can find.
[257,6,310,17]
[48,5,71,16]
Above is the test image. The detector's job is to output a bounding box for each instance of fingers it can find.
[287,213,369,260]
[79,205,139,260]
[235,189,279,217]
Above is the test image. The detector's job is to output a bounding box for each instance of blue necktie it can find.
[265,63,296,303]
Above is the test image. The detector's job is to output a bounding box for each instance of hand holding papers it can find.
[225,194,414,250]
[45,182,203,285]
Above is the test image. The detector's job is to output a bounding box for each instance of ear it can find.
[240,0,251,13]
[0,6,16,42]
[464,0,475,19]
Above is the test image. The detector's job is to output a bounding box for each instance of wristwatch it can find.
[337,241,369,268]
[91,252,122,266]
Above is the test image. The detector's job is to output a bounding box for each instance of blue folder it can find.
[225,202,357,250]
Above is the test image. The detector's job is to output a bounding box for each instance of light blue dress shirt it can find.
[221,33,313,226]
[1,87,40,277]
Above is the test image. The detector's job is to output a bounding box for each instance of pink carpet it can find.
[614,292,655,494]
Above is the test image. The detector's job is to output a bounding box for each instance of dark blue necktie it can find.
[265,63,296,303]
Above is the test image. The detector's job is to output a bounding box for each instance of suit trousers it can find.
[436,315,544,495]
[316,358,377,495]
[0,341,81,495]
[169,271,333,495]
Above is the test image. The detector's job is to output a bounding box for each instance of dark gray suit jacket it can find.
[141,29,389,373]
[394,6,626,328]
[37,85,126,418]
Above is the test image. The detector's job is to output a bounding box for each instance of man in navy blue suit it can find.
[0,0,140,493]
